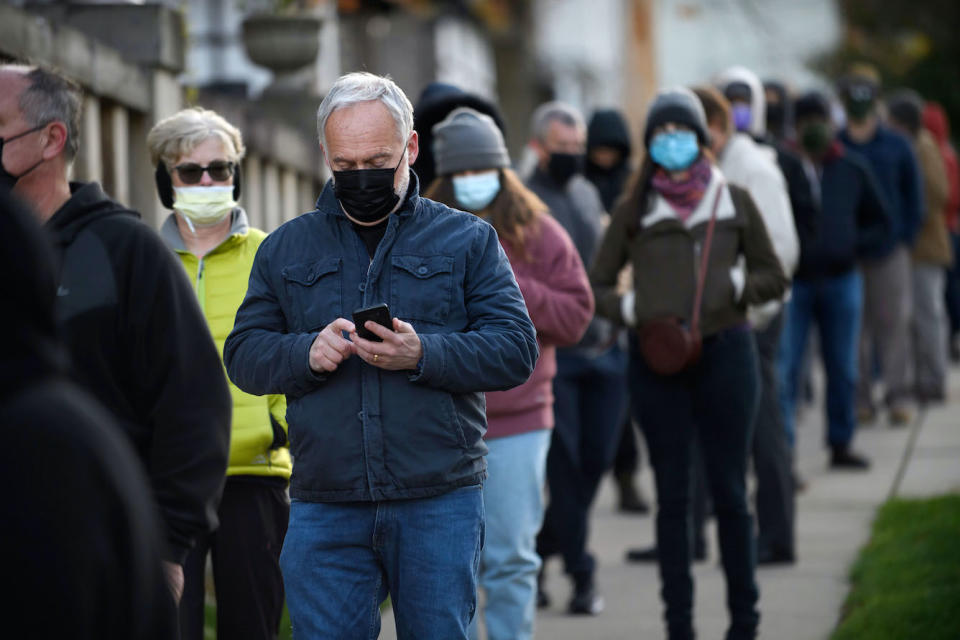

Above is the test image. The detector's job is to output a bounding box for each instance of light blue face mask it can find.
[453,171,501,211]
[649,130,700,171]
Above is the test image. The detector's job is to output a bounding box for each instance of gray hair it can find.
[529,101,585,143]
[146,107,246,169]
[15,66,83,161]
[316,72,414,150]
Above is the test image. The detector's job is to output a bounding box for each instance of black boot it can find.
[568,572,604,615]
[615,472,650,514]
[830,445,871,470]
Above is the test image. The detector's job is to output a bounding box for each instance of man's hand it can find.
[351,318,423,371]
[309,318,357,373]
[163,560,184,604]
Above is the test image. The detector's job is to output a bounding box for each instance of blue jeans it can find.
[280,486,484,639]
[470,429,551,640]
[778,271,862,449]
[631,326,760,640]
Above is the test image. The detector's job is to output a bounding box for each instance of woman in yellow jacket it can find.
[148,108,292,640]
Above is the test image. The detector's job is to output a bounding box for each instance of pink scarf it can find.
[651,156,712,222]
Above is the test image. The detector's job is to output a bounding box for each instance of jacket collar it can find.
[315,168,422,222]
[643,165,736,229]
[160,207,250,254]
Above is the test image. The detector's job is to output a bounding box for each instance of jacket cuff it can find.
[409,333,442,385]
[291,332,326,392]
[620,291,637,327]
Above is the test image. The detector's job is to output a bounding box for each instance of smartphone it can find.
[352,303,393,342]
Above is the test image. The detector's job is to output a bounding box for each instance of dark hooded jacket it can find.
[413,82,508,189]
[44,182,231,564]
[1,187,177,639]
[586,108,633,212]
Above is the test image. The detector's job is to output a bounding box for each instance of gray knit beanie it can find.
[432,107,510,176]
[643,86,709,146]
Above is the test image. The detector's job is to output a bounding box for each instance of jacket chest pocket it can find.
[282,258,342,332]
[390,255,455,325]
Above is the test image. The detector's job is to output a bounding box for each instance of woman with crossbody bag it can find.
[590,87,787,640]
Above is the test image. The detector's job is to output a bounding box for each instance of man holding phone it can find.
[225,72,538,639]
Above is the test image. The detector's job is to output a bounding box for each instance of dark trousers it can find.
[632,327,760,640]
[752,312,795,556]
[945,232,960,337]
[612,413,639,475]
[180,477,290,640]
[537,347,627,581]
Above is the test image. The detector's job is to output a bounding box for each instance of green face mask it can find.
[800,122,833,156]
[845,97,874,121]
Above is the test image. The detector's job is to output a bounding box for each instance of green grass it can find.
[831,494,960,640]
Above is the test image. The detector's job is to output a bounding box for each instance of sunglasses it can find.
[174,160,235,184]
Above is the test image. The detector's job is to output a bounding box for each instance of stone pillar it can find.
[624,0,658,156]
[263,160,280,231]
[298,175,317,217]
[77,95,103,183]
[103,104,130,205]
[280,167,298,224]
[243,152,264,229]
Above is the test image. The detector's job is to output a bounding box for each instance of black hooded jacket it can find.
[413,83,508,189]
[0,188,177,639]
[586,109,633,212]
[44,182,231,564]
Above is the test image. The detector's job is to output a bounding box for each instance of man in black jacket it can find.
[778,91,893,470]
[1,187,177,639]
[0,64,231,602]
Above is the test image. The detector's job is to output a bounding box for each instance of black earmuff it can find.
[154,162,243,209]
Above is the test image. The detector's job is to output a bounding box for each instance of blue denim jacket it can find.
[224,173,538,502]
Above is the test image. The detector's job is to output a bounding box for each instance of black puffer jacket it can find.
[44,182,231,564]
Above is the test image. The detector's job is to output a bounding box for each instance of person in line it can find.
[426,107,593,640]
[778,91,893,470]
[763,80,794,144]
[591,87,788,640]
[148,108,292,640]
[837,65,925,426]
[584,107,652,515]
[527,101,629,616]
[0,63,231,605]
[224,72,538,639]
[1,186,176,640]
[885,91,952,403]
[412,81,508,189]
[924,102,960,362]
[694,85,798,564]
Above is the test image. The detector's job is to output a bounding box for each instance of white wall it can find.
[655,0,841,92]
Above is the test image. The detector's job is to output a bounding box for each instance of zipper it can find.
[195,258,206,313]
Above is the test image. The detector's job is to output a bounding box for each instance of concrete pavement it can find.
[379,367,960,639]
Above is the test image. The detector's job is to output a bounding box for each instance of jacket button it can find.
[358,282,366,292]
[417,266,428,275]
[357,411,364,421]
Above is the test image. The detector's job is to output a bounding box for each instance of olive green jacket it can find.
[591,167,788,337]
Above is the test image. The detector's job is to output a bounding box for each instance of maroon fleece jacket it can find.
[484,213,594,439]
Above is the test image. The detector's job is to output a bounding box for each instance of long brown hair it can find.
[425,168,546,260]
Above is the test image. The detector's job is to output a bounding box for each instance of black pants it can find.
[180,476,290,640]
[632,327,760,640]
[751,312,795,555]
[612,413,639,475]
[537,348,628,581]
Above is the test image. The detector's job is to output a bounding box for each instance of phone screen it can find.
[352,304,392,342]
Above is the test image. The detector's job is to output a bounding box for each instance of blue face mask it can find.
[648,130,700,171]
[453,171,501,211]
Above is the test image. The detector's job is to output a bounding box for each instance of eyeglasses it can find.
[174,161,235,184]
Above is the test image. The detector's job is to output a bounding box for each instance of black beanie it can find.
[643,87,709,147]
[794,91,831,122]
[886,89,923,137]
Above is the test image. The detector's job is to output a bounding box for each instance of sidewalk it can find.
[380,368,960,639]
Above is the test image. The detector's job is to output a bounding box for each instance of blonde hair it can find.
[147,107,246,168]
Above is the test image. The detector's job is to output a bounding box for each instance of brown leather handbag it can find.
[638,185,722,376]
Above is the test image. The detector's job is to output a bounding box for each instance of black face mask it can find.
[547,152,585,185]
[766,103,785,135]
[333,154,404,223]
[800,121,833,157]
[0,124,47,191]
